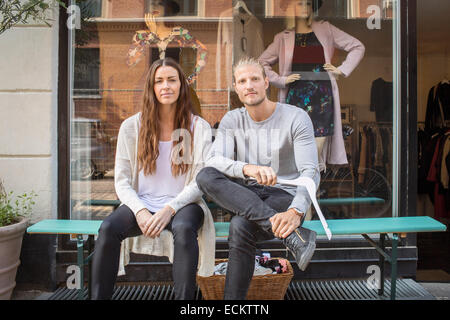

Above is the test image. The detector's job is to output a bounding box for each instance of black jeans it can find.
[196,167,293,300]
[91,203,204,300]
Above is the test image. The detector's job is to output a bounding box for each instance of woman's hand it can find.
[285,73,301,85]
[323,63,344,80]
[137,205,175,238]
[135,208,153,235]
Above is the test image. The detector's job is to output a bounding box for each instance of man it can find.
[196,57,320,300]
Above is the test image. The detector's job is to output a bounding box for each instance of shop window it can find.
[79,0,103,18]
[73,48,100,97]
[67,0,400,240]
[145,0,198,16]
[345,0,393,19]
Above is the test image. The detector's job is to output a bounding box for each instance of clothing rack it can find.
[358,121,393,127]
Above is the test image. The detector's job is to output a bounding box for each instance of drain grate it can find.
[47,278,435,300]
[285,279,435,300]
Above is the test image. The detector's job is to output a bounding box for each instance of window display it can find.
[69,0,398,232]
[259,0,365,172]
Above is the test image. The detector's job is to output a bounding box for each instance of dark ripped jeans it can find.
[196,167,293,300]
[91,203,203,300]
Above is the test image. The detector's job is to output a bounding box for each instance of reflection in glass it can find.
[68,0,398,224]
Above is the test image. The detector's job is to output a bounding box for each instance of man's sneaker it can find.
[283,227,316,271]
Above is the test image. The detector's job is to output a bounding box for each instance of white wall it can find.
[0,6,59,223]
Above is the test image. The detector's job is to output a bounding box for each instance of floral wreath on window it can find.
[127,25,208,85]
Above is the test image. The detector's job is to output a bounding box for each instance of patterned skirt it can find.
[286,80,334,137]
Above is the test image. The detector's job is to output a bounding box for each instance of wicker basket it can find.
[197,258,293,300]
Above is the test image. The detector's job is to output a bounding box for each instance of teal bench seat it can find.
[215,216,446,238]
[27,216,446,300]
[27,219,103,236]
[28,219,102,300]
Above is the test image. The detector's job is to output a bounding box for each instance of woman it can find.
[259,0,365,169]
[91,58,215,300]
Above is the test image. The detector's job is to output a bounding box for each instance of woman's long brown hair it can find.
[138,58,196,177]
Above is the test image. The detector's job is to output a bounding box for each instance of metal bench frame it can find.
[27,204,446,300]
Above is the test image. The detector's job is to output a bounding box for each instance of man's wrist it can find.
[242,164,252,177]
[290,208,304,219]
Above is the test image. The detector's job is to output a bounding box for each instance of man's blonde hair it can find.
[232,57,267,83]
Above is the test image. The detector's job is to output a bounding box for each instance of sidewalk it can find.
[419,282,450,300]
[10,281,450,300]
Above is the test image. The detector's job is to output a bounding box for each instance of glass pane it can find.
[69,0,399,228]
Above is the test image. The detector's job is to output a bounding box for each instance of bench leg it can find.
[390,233,399,300]
[76,235,85,300]
[86,235,94,300]
[378,233,386,296]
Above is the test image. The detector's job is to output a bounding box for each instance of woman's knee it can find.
[171,205,203,241]
[98,219,114,238]
[97,205,136,241]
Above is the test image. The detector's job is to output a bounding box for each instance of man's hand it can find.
[269,209,303,239]
[243,164,277,186]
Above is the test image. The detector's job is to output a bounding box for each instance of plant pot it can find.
[0,217,29,300]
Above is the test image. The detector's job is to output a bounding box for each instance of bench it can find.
[81,197,385,209]
[27,219,102,300]
[27,215,446,300]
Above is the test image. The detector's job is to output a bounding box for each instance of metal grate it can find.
[46,279,435,300]
[284,279,435,300]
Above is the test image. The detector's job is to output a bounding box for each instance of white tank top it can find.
[137,117,195,212]
[138,141,187,212]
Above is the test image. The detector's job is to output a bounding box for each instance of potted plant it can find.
[0,180,37,300]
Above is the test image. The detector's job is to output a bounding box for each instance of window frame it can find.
[57,0,418,254]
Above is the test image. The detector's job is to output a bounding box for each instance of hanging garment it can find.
[425,82,450,135]
[440,135,450,189]
[216,7,264,90]
[417,128,432,194]
[358,126,368,184]
[426,132,450,219]
[446,152,450,211]
[370,78,393,123]
[422,134,442,202]
[357,125,392,187]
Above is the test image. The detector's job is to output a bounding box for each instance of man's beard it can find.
[244,95,266,107]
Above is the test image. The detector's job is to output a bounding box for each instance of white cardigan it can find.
[115,112,215,277]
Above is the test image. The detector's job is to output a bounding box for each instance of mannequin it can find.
[259,0,365,171]
[216,1,264,91]
[127,0,207,114]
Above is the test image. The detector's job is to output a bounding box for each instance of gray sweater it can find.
[207,103,320,214]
